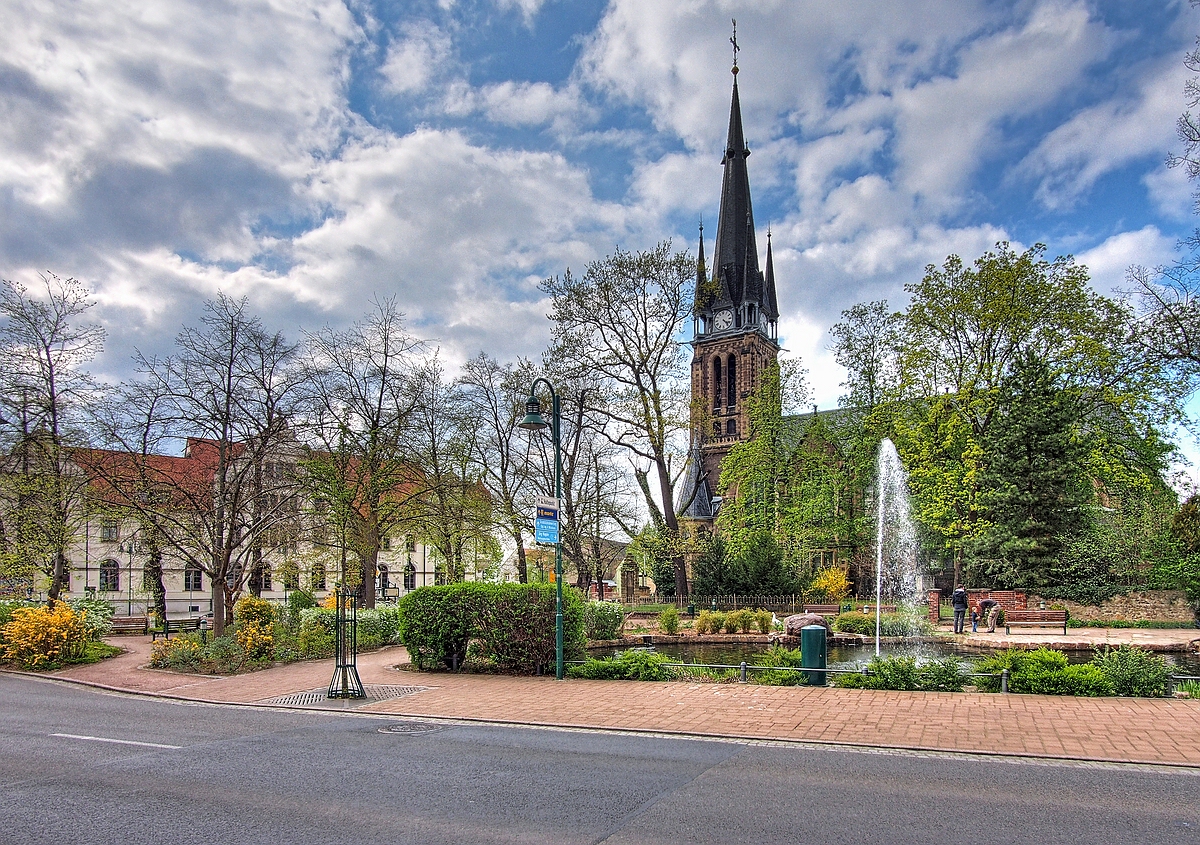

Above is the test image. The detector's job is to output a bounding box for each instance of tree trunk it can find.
[46,553,67,606]
[144,550,167,623]
[514,531,528,583]
[212,577,226,636]
[249,544,264,598]
[360,547,377,608]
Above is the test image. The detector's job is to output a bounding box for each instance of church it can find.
[680,40,781,530]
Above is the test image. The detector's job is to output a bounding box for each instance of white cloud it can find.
[1018,55,1185,210]
[379,20,453,95]
[480,81,586,127]
[1076,225,1180,297]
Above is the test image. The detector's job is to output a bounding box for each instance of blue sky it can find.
[1,0,1196,465]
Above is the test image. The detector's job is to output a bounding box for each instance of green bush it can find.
[67,596,114,641]
[297,624,334,659]
[753,645,806,686]
[585,601,627,640]
[694,610,719,634]
[1091,645,1170,697]
[754,610,773,634]
[398,582,585,674]
[833,655,966,691]
[722,610,745,634]
[288,590,318,612]
[833,611,932,637]
[567,649,672,681]
[658,606,680,636]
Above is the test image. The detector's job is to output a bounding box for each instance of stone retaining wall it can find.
[1027,590,1196,622]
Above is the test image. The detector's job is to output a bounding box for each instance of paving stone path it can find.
[22,634,1198,768]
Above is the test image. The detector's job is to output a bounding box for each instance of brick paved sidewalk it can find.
[28,635,1200,768]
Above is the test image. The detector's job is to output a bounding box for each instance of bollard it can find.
[1001,667,1010,693]
[801,625,827,686]
[740,661,747,683]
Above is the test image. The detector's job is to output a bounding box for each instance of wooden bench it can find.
[803,604,841,616]
[858,605,897,614]
[150,617,202,641]
[109,616,148,635]
[1004,609,1068,635]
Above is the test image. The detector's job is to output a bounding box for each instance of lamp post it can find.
[519,379,564,680]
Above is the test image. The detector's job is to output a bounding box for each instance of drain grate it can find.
[259,684,427,707]
[378,721,446,735]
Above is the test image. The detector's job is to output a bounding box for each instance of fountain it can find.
[873,438,921,655]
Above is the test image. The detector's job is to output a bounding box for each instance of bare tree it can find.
[87,295,300,634]
[540,242,694,595]
[0,273,104,604]
[298,297,425,607]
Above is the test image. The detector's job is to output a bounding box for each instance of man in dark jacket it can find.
[951,586,969,634]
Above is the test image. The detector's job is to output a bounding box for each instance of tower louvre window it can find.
[727,355,737,407]
[712,357,722,409]
[726,418,737,435]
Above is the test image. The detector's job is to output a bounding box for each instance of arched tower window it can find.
[404,562,416,591]
[726,354,737,407]
[726,418,737,435]
[712,357,722,409]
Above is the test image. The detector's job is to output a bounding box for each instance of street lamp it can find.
[519,378,564,680]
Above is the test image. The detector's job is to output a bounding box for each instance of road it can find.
[1,673,1197,845]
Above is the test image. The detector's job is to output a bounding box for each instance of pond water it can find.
[590,640,1200,676]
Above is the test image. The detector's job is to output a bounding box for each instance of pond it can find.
[590,639,1200,676]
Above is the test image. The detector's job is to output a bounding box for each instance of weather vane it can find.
[730,19,740,74]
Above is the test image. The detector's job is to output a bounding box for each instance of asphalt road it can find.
[1,674,1197,845]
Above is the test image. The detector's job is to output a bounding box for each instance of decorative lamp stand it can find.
[327,587,365,699]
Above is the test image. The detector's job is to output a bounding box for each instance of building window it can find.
[726,354,737,407]
[260,564,272,592]
[99,521,120,542]
[282,566,298,591]
[378,564,389,590]
[712,357,722,409]
[405,535,417,554]
[403,563,416,591]
[311,562,326,592]
[712,420,720,436]
[99,559,120,592]
[726,418,737,435]
[184,565,203,592]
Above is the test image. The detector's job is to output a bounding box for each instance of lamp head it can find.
[519,393,548,431]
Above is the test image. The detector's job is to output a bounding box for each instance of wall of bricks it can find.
[1027,590,1196,623]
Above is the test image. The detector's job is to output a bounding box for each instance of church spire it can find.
[764,227,779,320]
[711,20,760,313]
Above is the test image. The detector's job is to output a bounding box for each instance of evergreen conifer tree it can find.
[973,350,1089,587]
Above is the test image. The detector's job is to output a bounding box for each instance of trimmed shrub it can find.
[585,601,627,640]
[1091,644,1170,697]
[2,603,89,669]
[694,610,716,634]
[398,582,586,674]
[833,610,932,637]
[658,606,680,636]
[834,656,966,691]
[754,610,773,634]
[918,657,969,692]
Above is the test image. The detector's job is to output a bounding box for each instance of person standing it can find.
[951,586,969,634]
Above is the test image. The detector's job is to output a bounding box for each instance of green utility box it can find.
[800,625,827,686]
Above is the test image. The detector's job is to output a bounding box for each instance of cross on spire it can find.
[731,19,739,74]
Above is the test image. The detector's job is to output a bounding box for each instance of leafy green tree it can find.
[971,351,1089,588]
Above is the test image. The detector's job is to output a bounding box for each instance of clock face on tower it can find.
[714,309,733,331]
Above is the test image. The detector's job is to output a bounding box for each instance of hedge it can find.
[397,582,585,674]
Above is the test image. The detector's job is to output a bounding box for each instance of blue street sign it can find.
[535,496,559,544]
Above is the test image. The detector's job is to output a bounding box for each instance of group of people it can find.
[951,586,1001,634]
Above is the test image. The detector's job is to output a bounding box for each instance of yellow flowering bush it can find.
[806,567,851,604]
[2,603,89,669]
[235,623,274,660]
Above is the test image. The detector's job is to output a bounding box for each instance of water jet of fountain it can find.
[873,439,920,656]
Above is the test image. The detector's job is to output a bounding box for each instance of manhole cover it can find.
[379,721,445,735]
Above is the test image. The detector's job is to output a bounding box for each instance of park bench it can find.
[150,617,203,641]
[1003,609,1068,635]
[858,605,897,614]
[109,615,148,635]
[803,604,841,617]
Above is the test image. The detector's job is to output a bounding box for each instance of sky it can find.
[1,0,1197,466]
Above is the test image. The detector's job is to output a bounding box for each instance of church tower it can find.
[681,29,780,524]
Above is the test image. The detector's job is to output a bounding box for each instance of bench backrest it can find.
[803,604,840,615]
[1005,610,1067,621]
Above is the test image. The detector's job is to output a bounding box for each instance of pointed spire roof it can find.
[764,228,779,320]
[711,72,760,309]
